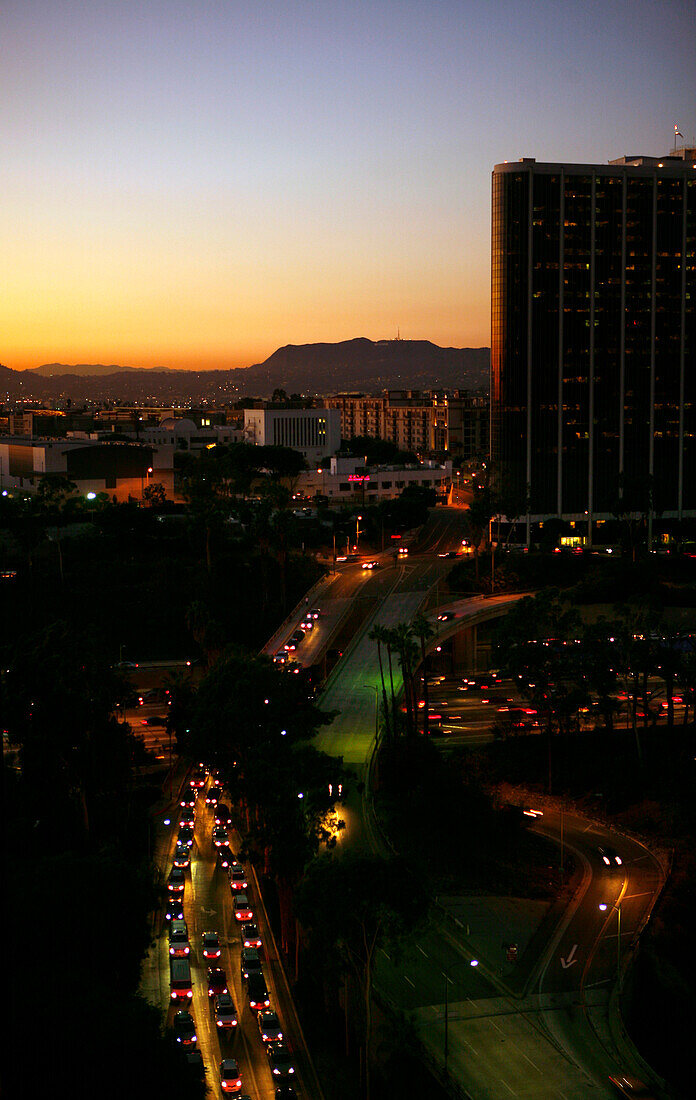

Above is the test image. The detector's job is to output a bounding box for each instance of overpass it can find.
[423,592,530,673]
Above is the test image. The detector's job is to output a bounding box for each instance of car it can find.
[167,867,186,893]
[189,769,206,789]
[283,639,297,652]
[202,931,222,959]
[214,992,238,1030]
[438,550,458,558]
[246,973,270,1011]
[220,1057,243,1093]
[217,845,235,870]
[205,786,220,806]
[185,1049,204,1070]
[165,897,185,922]
[608,1076,656,1099]
[173,1010,197,1046]
[180,790,196,808]
[398,545,409,555]
[114,659,138,670]
[273,651,288,664]
[240,947,263,982]
[173,844,191,869]
[241,922,262,949]
[267,1043,295,1079]
[228,863,248,892]
[213,824,230,847]
[233,894,253,922]
[599,846,623,867]
[308,608,320,619]
[275,1088,298,1100]
[361,560,378,570]
[177,824,195,848]
[299,618,314,631]
[257,1010,283,1044]
[215,804,231,826]
[207,966,228,997]
[179,807,195,829]
[168,919,191,957]
[141,713,167,727]
[437,611,455,621]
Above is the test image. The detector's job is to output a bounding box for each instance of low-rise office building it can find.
[293,454,452,503]
[0,436,174,501]
[243,407,340,463]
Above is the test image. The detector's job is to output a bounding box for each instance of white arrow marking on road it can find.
[560,944,578,969]
[200,906,216,916]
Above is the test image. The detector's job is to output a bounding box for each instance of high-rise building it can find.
[491,149,696,541]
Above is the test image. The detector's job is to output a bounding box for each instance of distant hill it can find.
[0,340,489,404]
[28,363,174,377]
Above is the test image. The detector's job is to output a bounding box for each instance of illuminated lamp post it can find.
[86,490,96,522]
[443,959,479,1072]
[598,900,622,980]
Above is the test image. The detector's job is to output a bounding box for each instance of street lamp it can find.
[355,514,363,552]
[361,683,379,745]
[599,900,622,980]
[443,959,480,1071]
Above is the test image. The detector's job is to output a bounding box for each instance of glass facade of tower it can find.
[491,159,696,525]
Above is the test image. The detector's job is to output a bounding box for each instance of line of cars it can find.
[165,765,299,1097]
[274,607,321,663]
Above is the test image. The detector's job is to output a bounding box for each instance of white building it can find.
[0,437,174,501]
[244,408,340,464]
[293,455,452,503]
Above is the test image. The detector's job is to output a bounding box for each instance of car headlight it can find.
[217,1020,224,1027]
[273,1068,280,1074]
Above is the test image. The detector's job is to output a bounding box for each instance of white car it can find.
[361,560,378,570]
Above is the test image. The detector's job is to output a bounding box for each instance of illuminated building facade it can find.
[491,150,696,540]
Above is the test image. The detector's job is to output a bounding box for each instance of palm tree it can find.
[368,625,392,740]
[412,613,435,736]
[383,628,399,734]
[392,623,419,738]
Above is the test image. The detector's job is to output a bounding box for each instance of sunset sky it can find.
[2,0,694,372]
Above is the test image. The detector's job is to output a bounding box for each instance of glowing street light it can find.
[599,900,622,979]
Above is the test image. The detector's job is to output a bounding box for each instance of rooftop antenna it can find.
[673,124,684,154]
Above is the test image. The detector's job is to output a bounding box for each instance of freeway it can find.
[142,774,317,1099]
[304,517,667,1099]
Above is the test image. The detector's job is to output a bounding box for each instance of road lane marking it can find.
[560,944,578,969]
[417,945,428,957]
[404,975,415,988]
[380,949,391,960]
[499,1076,517,1096]
[509,1040,542,1072]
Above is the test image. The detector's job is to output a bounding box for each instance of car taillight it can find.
[217,1020,223,1026]
[186,990,192,998]
[171,991,176,999]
